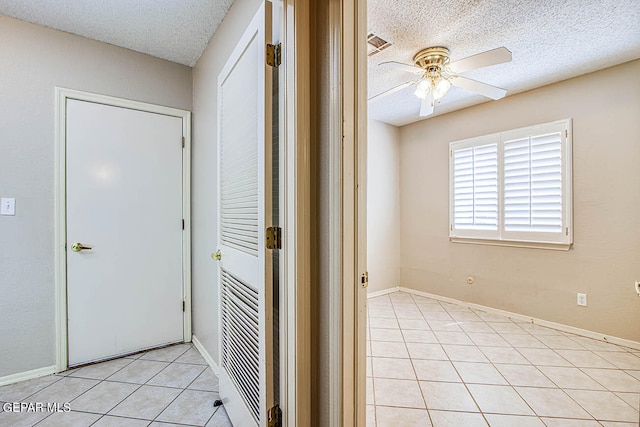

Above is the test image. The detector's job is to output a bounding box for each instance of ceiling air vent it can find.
[367,32,392,56]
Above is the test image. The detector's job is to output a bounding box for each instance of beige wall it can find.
[0,16,192,378]
[399,59,640,342]
[367,120,401,293]
[191,0,262,363]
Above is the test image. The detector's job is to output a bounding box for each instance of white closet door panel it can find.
[217,2,274,426]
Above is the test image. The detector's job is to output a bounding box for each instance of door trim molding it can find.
[54,87,192,372]
[331,0,368,424]
[281,0,312,425]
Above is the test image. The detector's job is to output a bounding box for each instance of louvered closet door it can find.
[217,2,274,427]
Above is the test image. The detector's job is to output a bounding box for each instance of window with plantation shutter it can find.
[504,132,563,234]
[449,119,572,249]
[453,142,498,232]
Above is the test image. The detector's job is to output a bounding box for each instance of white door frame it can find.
[326,0,368,425]
[54,87,192,372]
[280,0,311,425]
[342,0,369,422]
[279,0,366,424]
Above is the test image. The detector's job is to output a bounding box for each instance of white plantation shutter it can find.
[453,143,498,232]
[504,132,563,233]
[450,119,572,247]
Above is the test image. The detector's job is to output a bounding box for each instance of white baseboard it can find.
[0,338,222,388]
[0,365,57,387]
[192,334,220,376]
[398,287,640,351]
[367,286,400,298]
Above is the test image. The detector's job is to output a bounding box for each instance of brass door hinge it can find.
[182,136,185,148]
[267,404,282,427]
[266,226,282,249]
[182,301,185,312]
[266,43,282,67]
[361,271,369,288]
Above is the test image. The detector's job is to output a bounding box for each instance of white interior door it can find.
[66,99,185,366]
[216,2,274,426]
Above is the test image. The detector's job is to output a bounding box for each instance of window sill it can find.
[450,237,572,251]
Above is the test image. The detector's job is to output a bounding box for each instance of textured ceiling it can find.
[0,0,234,67]
[1,1,638,119]
[368,0,640,126]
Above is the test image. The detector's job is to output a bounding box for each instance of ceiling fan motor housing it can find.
[413,46,450,76]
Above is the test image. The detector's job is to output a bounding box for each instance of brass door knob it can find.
[71,242,92,252]
[211,249,222,261]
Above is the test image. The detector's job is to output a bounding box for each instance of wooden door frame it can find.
[54,87,192,372]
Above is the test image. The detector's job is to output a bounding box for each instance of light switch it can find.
[1,198,16,216]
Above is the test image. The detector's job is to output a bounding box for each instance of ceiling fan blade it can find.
[419,93,434,117]
[368,80,418,102]
[379,61,424,74]
[452,76,507,100]
[448,47,512,74]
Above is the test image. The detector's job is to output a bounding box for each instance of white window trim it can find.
[449,119,573,250]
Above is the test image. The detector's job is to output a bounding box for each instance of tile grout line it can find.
[432,297,508,426]
[145,346,207,426]
[435,296,605,424]
[380,293,528,422]
[77,344,196,426]
[439,298,627,424]
[369,291,640,425]
[31,368,125,426]
[393,293,428,400]
[94,344,194,426]
[65,356,143,423]
[0,343,225,427]
[407,292,439,427]
[367,299,378,427]
[15,375,65,403]
[575,364,640,411]
[141,344,194,384]
[148,345,219,427]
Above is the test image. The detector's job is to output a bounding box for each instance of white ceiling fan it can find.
[369,47,512,117]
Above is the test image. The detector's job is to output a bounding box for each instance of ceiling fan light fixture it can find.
[374,46,512,117]
[433,76,451,100]
[414,79,431,99]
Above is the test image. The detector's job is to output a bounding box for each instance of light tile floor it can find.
[367,291,640,427]
[0,343,233,427]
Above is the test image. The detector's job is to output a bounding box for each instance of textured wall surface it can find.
[399,59,640,342]
[367,120,401,293]
[0,16,192,378]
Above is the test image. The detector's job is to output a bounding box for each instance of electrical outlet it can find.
[577,293,587,307]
